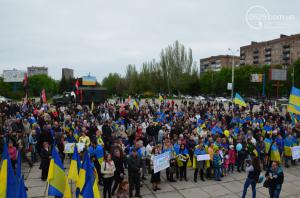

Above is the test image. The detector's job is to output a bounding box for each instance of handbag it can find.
[263,179,270,188]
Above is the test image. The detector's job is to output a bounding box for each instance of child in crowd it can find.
[228,145,236,173]
[213,147,222,181]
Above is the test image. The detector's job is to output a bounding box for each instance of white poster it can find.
[153,151,170,173]
[292,146,300,160]
[64,143,75,153]
[64,143,85,153]
[76,143,85,152]
[197,154,210,161]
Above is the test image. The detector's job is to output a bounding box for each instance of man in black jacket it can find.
[127,148,142,198]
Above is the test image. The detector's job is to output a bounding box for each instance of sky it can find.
[0,0,299,81]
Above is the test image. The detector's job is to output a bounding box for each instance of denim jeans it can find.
[242,178,256,198]
[269,187,281,198]
[214,167,220,180]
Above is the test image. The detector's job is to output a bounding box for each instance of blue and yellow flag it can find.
[77,151,100,198]
[17,149,22,179]
[47,147,71,198]
[233,93,247,107]
[0,144,17,198]
[287,86,300,115]
[16,175,27,198]
[68,145,81,182]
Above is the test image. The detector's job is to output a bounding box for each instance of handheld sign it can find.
[153,151,170,173]
[197,154,210,161]
[64,143,75,153]
[292,146,300,160]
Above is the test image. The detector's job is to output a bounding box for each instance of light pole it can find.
[228,48,239,100]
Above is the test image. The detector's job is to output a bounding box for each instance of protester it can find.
[193,140,206,182]
[265,161,284,198]
[112,148,125,196]
[242,156,261,198]
[40,142,51,181]
[101,153,116,198]
[0,95,299,197]
[177,143,189,181]
[150,146,161,191]
[127,148,142,198]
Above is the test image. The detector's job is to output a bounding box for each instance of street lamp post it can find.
[228,48,239,100]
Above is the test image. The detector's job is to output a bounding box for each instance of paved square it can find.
[24,161,300,198]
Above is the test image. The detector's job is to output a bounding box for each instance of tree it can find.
[28,74,58,97]
[102,73,123,95]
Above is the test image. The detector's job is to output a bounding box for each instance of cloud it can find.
[0,0,299,82]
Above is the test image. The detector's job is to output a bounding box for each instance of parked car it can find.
[195,96,206,101]
[245,98,259,105]
[184,95,193,99]
[0,96,12,103]
[215,97,229,102]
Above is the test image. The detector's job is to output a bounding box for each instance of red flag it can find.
[41,89,47,103]
[75,79,79,95]
[23,73,28,88]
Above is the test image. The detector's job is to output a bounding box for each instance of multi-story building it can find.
[240,34,300,66]
[62,68,74,80]
[200,55,240,74]
[27,66,48,76]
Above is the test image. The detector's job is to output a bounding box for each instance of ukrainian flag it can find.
[287,86,300,115]
[77,151,100,198]
[133,100,139,110]
[233,93,247,107]
[47,147,71,197]
[17,149,22,178]
[68,145,81,182]
[16,175,27,198]
[0,144,17,198]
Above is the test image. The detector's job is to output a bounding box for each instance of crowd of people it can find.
[0,97,299,198]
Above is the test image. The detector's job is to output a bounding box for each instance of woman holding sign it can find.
[177,143,189,181]
[150,146,161,191]
[193,140,207,182]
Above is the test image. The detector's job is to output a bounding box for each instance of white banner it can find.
[3,70,26,82]
[153,151,170,173]
[292,146,300,160]
[197,154,210,161]
[64,143,85,153]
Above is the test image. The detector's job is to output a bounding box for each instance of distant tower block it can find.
[62,68,74,80]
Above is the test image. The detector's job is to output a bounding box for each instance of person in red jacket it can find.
[228,145,236,173]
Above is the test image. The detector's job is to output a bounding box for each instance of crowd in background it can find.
[0,97,299,198]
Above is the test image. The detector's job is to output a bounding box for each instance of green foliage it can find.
[100,40,300,98]
[0,74,58,99]
[28,74,58,97]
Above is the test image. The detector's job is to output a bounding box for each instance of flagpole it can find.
[44,183,49,197]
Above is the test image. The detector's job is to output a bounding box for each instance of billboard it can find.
[250,74,263,82]
[82,75,97,86]
[269,69,287,81]
[3,70,26,82]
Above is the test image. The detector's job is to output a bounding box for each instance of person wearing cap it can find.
[127,148,142,198]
